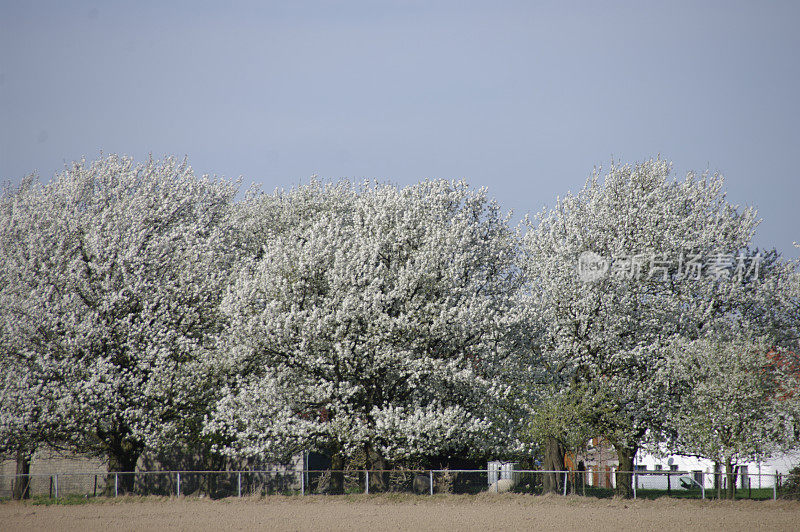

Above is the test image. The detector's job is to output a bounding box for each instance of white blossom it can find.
[205,180,524,464]
[0,156,237,473]
[520,158,786,494]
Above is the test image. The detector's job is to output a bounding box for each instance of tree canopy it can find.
[204,180,526,485]
[1,154,797,500]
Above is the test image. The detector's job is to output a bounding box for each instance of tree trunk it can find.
[714,461,722,499]
[614,443,637,499]
[104,440,142,496]
[12,449,32,500]
[725,460,737,500]
[329,452,345,495]
[366,443,389,492]
[201,449,224,498]
[542,436,566,494]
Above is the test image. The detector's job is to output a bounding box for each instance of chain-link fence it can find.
[511,469,786,500]
[0,469,789,500]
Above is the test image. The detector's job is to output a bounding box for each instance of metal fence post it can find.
[300,467,305,496]
[177,472,181,497]
[774,473,777,500]
[365,471,369,495]
[114,473,118,497]
[429,470,434,495]
[700,472,705,500]
[238,472,242,498]
[54,474,58,498]
[563,472,567,496]
[633,471,637,500]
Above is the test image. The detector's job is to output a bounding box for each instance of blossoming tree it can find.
[668,336,797,499]
[521,158,783,497]
[0,156,237,492]
[205,180,524,492]
[0,175,86,497]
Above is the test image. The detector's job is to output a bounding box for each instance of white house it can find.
[580,437,799,491]
[634,449,800,490]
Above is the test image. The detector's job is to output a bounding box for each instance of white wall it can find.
[635,449,800,489]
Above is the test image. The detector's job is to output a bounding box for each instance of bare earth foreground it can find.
[2,494,799,531]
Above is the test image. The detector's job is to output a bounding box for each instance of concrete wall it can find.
[0,447,107,498]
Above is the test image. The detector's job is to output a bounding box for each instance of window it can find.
[670,465,679,471]
[654,464,663,471]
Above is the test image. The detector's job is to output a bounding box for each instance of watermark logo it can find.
[576,250,761,283]
[577,251,610,282]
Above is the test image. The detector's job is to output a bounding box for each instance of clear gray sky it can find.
[1,0,798,257]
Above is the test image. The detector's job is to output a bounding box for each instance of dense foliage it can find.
[1,154,797,499]
[0,156,237,490]
[520,158,796,496]
[204,181,526,481]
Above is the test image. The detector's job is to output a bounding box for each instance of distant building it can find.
[577,438,799,491]
[634,448,800,490]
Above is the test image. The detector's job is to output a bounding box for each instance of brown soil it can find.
[2,493,799,531]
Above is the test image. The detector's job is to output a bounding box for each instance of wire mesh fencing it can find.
[0,470,304,499]
[0,469,788,500]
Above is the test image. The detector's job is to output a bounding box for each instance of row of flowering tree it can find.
[1,155,798,498]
